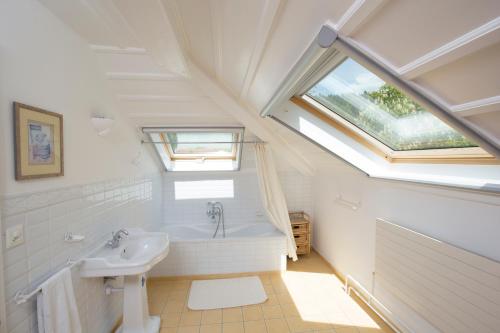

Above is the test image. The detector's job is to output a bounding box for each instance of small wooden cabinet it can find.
[289,211,311,255]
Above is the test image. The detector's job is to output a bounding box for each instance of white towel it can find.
[37,267,82,333]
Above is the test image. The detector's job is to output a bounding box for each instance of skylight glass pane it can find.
[145,127,244,172]
[306,58,477,151]
[166,132,234,156]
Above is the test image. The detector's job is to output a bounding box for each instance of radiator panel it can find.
[375,219,500,333]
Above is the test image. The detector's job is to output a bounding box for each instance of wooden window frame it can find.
[160,132,240,161]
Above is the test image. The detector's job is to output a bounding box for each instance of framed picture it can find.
[14,102,64,180]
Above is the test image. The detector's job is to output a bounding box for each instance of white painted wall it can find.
[0,1,162,332]
[311,163,500,333]
[274,101,500,192]
[0,0,160,196]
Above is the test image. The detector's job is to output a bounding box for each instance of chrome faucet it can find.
[206,201,219,222]
[207,202,225,238]
[106,229,129,248]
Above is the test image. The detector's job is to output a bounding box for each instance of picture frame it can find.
[14,102,64,180]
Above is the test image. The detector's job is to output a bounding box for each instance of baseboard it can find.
[148,270,282,283]
[310,248,346,281]
[311,247,402,333]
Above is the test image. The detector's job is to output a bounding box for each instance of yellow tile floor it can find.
[147,251,395,333]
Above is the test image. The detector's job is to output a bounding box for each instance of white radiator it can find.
[375,218,500,333]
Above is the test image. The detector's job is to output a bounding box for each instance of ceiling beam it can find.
[116,94,208,102]
[343,9,500,81]
[347,17,500,82]
[127,112,226,118]
[106,72,184,81]
[189,61,315,176]
[400,17,500,79]
[89,45,146,54]
[333,0,389,35]
[451,96,500,117]
[239,0,286,99]
[404,80,500,119]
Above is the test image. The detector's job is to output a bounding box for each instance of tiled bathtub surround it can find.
[158,157,311,277]
[150,236,287,277]
[1,173,162,333]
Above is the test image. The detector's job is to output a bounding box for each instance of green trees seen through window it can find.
[306,58,476,151]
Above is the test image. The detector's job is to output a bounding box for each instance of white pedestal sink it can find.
[80,228,169,333]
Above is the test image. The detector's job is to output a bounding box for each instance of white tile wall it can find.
[150,237,287,277]
[1,173,162,333]
[162,170,313,225]
[279,171,313,219]
[162,170,268,225]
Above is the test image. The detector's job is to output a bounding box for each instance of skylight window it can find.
[305,58,477,152]
[143,127,244,171]
[261,24,498,192]
[165,132,236,159]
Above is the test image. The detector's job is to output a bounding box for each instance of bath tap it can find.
[106,229,129,248]
[206,201,220,221]
[207,202,225,238]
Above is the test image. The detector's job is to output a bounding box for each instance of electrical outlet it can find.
[6,224,24,249]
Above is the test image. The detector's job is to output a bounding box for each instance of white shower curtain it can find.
[254,143,298,261]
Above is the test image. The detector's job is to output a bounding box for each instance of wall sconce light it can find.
[91,116,114,136]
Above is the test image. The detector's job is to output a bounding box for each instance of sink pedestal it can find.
[79,228,169,332]
[117,274,160,333]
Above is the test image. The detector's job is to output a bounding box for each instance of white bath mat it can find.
[188,276,267,310]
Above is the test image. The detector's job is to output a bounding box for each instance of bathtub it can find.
[150,222,287,276]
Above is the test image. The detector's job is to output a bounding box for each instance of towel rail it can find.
[14,259,82,305]
[334,195,360,210]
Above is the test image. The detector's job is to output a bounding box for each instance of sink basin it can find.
[80,228,169,333]
[80,228,169,278]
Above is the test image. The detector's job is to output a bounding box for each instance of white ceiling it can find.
[352,0,500,67]
[39,0,500,171]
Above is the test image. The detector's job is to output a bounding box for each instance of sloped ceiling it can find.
[39,0,500,170]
